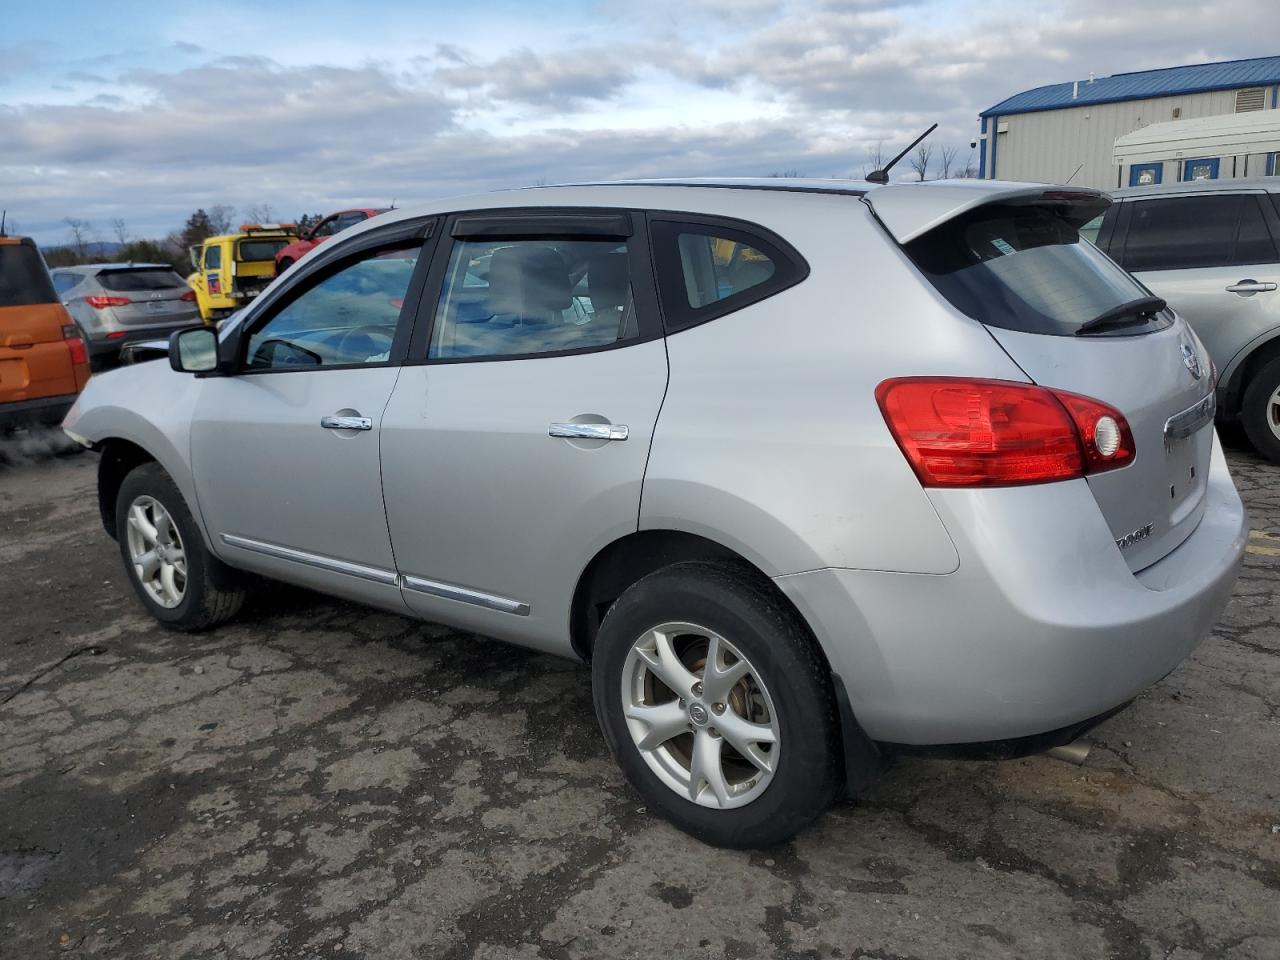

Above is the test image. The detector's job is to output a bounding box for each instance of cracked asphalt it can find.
[1,436,1278,960]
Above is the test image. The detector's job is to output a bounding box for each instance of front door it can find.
[380,212,669,654]
[190,235,429,610]
[1118,192,1280,380]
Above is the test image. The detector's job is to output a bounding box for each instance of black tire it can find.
[115,462,246,631]
[592,560,842,848]
[1241,355,1280,464]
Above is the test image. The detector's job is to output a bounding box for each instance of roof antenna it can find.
[866,123,938,184]
[1064,162,1085,185]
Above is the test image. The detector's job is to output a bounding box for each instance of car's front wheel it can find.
[592,560,842,848]
[1242,355,1280,464]
[115,463,246,631]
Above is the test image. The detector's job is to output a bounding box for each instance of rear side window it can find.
[0,243,58,307]
[52,273,82,296]
[1119,195,1278,271]
[429,238,639,360]
[906,203,1157,337]
[98,268,188,292]
[650,218,807,332]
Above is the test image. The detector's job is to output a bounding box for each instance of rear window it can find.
[98,268,188,292]
[905,203,1161,337]
[0,243,58,307]
[238,239,288,261]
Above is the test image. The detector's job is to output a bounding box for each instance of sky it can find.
[2,0,1277,246]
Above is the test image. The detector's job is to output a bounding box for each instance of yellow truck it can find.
[187,224,297,323]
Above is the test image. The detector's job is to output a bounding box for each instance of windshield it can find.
[0,243,58,307]
[98,268,188,292]
[905,203,1165,337]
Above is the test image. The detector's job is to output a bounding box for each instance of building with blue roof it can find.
[977,56,1280,189]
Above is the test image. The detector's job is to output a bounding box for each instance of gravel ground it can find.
[1,437,1277,960]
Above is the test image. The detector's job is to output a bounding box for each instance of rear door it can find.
[1112,191,1280,387]
[380,209,668,654]
[885,190,1216,572]
[0,240,83,403]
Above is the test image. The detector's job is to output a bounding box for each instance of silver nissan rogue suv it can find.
[63,179,1247,847]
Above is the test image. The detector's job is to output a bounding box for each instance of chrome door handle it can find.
[548,422,629,441]
[321,415,372,431]
[1225,280,1278,294]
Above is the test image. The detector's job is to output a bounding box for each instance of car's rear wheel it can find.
[592,560,841,848]
[1241,355,1280,464]
[115,463,245,631]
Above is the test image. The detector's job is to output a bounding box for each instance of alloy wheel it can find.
[1267,384,1280,442]
[125,495,187,609]
[621,622,780,809]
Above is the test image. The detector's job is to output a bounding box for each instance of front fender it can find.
[62,364,214,551]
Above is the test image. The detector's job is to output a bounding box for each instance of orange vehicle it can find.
[0,234,91,430]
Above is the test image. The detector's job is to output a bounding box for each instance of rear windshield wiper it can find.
[1075,296,1167,336]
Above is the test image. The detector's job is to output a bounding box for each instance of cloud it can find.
[433,46,636,109]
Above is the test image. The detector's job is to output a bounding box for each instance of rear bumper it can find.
[86,323,194,358]
[776,435,1247,745]
[0,392,79,429]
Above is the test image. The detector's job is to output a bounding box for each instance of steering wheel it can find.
[335,324,395,362]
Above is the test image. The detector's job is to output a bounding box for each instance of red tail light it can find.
[85,295,130,309]
[876,378,1135,488]
[180,290,196,301]
[61,324,88,367]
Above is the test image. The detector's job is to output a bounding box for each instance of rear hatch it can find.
[869,183,1217,572]
[0,238,85,402]
[97,266,197,326]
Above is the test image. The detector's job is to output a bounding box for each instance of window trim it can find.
[225,218,438,376]
[405,207,663,366]
[647,212,809,334]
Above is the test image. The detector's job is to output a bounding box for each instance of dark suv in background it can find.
[1088,179,1280,461]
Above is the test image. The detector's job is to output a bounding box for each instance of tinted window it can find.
[429,238,637,360]
[334,212,366,232]
[1234,196,1279,265]
[0,244,58,307]
[650,219,807,332]
[238,239,288,261]
[52,273,82,296]
[906,203,1156,337]
[245,243,420,370]
[98,268,188,292]
[1121,195,1240,271]
[311,217,339,238]
[1079,215,1104,246]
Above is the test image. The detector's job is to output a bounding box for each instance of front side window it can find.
[906,201,1158,337]
[334,212,367,232]
[1121,195,1243,271]
[310,217,339,239]
[204,245,222,270]
[428,238,637,360]
[245,243,420,370]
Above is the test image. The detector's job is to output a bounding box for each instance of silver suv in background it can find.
[52,263,202,367]
[1090,179,1280,462]
[63,179,1246,847]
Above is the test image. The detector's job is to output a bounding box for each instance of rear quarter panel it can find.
[0,303,80,402]
[640,193,1030,576]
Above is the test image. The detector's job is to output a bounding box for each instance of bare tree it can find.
[110,217,130,246]
[207,204,235,234]
[244,203,275,224]
[861,141,887,179]
[939,145,959,180]
[909,143,933,181]
[768,169,806,178]
[64,218,92,260]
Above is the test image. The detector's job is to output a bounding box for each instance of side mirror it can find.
[169,326,220,374]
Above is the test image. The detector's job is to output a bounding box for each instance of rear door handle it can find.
[321,415,372,431]
[1225,280,1278,294]
[549,422,629,441]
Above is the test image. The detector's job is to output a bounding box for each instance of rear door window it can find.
[650,218,808,332]
[1119,195,1241,271]
[1233,196,1279,265]
[0,243,58,307]
[98,268,188,292]
[905,202,1159,337]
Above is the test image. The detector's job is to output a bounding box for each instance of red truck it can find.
[274,208,389,275]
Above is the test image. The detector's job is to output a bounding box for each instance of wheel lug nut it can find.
[691,682,703,696]
[712,702,726,715]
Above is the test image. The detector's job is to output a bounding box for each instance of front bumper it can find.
[776,435,1247,745]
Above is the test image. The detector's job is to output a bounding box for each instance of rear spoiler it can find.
[862,181,1110,244]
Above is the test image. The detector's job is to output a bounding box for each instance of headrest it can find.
[587,252,629,317]
[487,245,572,318]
